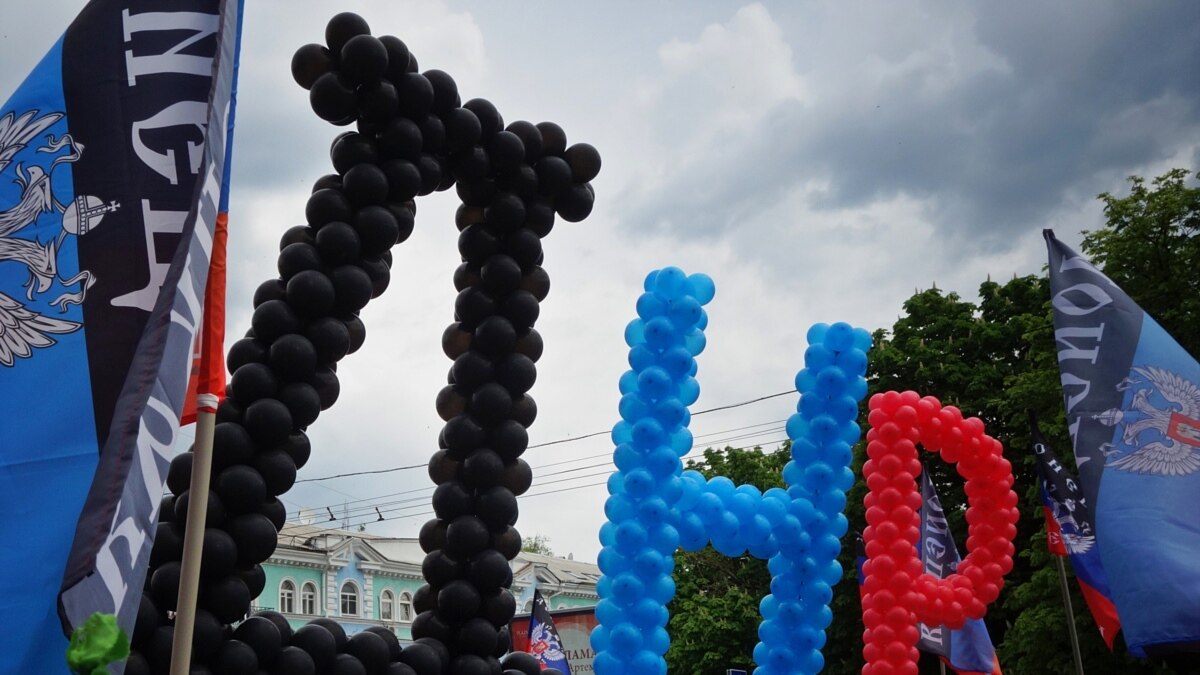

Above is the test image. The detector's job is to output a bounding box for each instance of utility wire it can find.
[294,390,795,484]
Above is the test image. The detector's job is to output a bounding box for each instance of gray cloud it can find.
[616,1,1200,252]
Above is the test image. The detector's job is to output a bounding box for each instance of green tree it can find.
[521,533,554,556]
[1083,169,1200,355]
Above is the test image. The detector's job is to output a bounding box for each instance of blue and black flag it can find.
[1030,414,1121,649]
[529,589,573,674]
[0,2,242,672]
[917,470,1002,675]
[1046,229,1200,656]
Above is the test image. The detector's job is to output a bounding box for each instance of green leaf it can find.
[66,612,131,675]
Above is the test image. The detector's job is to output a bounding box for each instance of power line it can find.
[293,390,795,484]
[290,421,788,519]
[330,437,791,530]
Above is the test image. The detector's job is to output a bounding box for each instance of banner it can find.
[917,470,1003,675]
[0,1,241,672]
[1031,415,1121,648]
[1045,229,1200,656]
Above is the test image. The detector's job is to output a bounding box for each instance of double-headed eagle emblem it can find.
[1096,366,1200,476]
[0,109,120,366]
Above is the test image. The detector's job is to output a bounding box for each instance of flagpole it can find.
[1054,555,1086,675]
[169,409,217,675]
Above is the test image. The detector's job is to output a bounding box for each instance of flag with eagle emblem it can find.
[0,1,242,672]
[1046,229,1200,657]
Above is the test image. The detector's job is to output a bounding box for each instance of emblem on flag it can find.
[1096,365,1200,476]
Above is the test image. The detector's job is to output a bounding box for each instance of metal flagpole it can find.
[169,409,218,675]
[939,660,946,675]
[1054,555,1086,675]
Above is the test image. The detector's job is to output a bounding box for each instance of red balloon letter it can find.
[860,391,1018,675]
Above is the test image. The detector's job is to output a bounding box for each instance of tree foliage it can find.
[664,169,1196,674]
[521,533,554,556]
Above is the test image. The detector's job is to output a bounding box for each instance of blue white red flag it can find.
[1031,414,1121,649]
[529,589,573,674]
[0,1,242,672]
[1046,229,1200,656]
[917,470,1003,675]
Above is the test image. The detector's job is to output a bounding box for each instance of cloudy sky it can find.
[4,1,1199,562]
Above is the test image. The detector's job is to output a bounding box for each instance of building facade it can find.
[257,523,600,643]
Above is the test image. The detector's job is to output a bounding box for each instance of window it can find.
[524,599,534,613]
[398,592,414,622]
[380,590,394,621]
[340,581,359,616]
[301,582,318,615]
[279,580,295,614]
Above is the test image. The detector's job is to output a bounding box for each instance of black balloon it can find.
[499,652,540,675]
[521,267,551,302]
[479,589,516,628]
[279,381,322,428]
[441,323,472,360]
[363,626,403,661]
[200,527,238,579]
[456,618,499,658]
[432,481,473,521]
[470,383,512,425]
[396,72,434,119]
[316,222,362,267]
[254,279,288,307]
[444,108,482,153]
[228,337,269,373]
[215,465,268,515]
[534,156,571,197]
[291,43,334,90]
[464,99,503,140]
[278,431,313,470]
[505,121,543,163]
[495,353,536,394]
[504,229,541,270]
[331,265,374,314]
[227,513,279,565]
[310,72,358,124]
[291,624,337,671]
[475,487,518,531]
[555,182,595,222]
[411,609,453,643]
[502,290,540,330]
[269,334,319,382]
[427,449,460,485]
[243,398,294,448]
[252,298,302,343]
[261,497,288,530]
[270,646,316,675]
[397,642,442,675]
[535,121,567,155]
[230,362,279,404]
[311,367,341,410]
[306,188,353,227]
[150,522,184,568]
[379,117,423,160]
[255,610,295,644]
[174,489,227,529]
[329,654,368,675]
[419,519,448,554]
[461,449,503,489]
[502,459,533,496]
[343,163,389,207]
[133,593,162,648]
[166,452,193,495]
[437,578,482,623]
[340,34,388,85]
[202,574,251,624]
[352,206,400,256]
[423,550,466,587]
[330,133,379,174]
[325,12,371,52]
[445,515,490,559]
[214,639,259,675]
[524,201,555,239]
[510,394,537,428]
[424,69,459,113]
[379,35,411,82]
[491,526,522,560]
[237,563,268,600]
[467,550,510,592]
[448,655,493,675]
[311,618,349,653]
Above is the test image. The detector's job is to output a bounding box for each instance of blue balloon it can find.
[624,319,646,347]
[652,266,686,299]
[687,273,716,304]
[636,292,667,320]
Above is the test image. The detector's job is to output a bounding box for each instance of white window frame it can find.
[340,580,360,617]
[279,579,296,614]
[398,591,414,622]
[379,589,394,621]
[301,581,318,615]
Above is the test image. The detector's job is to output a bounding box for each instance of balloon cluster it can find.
[591,267,715,675]
[860,392,1019,675]
[126,11,599,675]
[590,272,872,675]
[753,322,871,675]
[671,323,870,674]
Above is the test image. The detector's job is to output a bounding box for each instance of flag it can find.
[1030,414,1121,648]
[1045,229,1200,657]
[0,1,242,673]
[529,589,573,674]
[917,470,1003,675]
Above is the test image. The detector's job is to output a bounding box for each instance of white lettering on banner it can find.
[130,101,209,185]
[93,395,176,614]
[1052,283,1113,317]
[1060,373,1092,414]
[111,201,187,311]
[122,9,219,86]
[1055,325,1105,364]
[920,624,944,646]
